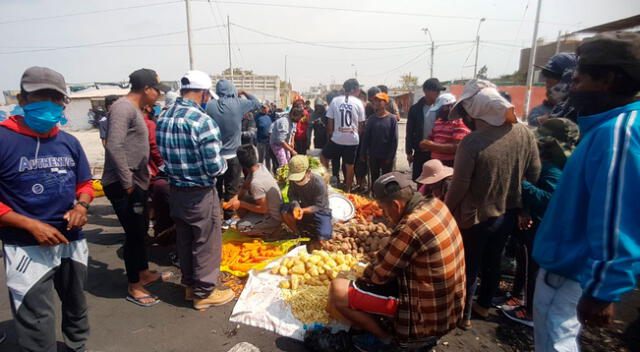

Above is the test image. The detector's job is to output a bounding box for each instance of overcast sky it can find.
[1,0,638,98]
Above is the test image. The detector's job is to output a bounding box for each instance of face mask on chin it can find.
[567,91,616,117]
[23,101,66,133]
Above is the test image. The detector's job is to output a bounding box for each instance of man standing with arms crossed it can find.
[157,70,234,309]
[320,78,366,193]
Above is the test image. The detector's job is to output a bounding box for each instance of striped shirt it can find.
[362,196,466,340]
[428,118,471,161]
[156,97,227,188]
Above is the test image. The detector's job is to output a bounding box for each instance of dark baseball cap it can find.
[343,78,360,92]
[576,31,640,83]
[372,172,413,200]
[535,52,577,79]
[20,66,67,97]
[129,68,170,92]
[422,78,446,92]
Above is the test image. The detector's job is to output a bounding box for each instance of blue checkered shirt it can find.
[156,97,227,187]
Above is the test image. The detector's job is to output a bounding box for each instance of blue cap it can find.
[536,52,577,78]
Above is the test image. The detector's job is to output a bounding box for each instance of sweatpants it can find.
[104,182,149,283]
[169,186,222,299]
[3,240,89,352]
[216,157,242,220]
[460,210,516,320]
[368,157,394,185]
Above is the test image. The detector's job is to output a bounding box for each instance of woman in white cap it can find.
[444,79,541,328]
[415,159,453,200]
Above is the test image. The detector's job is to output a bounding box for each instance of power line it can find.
[0,0,181,25]
[0,25,224,54]
[361,49,429,77]
[230,22,425,51]
[192,0,569,24]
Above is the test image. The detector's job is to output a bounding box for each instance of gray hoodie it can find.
[206,79,260,158]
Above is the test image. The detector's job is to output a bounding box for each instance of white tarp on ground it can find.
[229,246,348,341]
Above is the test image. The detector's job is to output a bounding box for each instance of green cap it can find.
[535,118,580,167]
[288,155,309,182]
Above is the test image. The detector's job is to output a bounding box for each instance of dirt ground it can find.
[0,125,638,351]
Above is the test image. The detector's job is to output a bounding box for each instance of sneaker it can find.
[502,306,534,327]
[185,286,193,301]
[351,334,396,352]
[500,297,523,311]
[193,288,235,309]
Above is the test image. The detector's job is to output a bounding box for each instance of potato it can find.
[318,267,325,275]
[291,274,300,290]
[309,266,319,277]
[279,265,289,276]
[303,273,312,280]
[271,265,280,275]
[318,274,328,281]
[291,263,306,275]
[280,280,291,289]
[328,270,338,280]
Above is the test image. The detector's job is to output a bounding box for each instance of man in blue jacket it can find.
[206,79,260,221]
[532,32,640,352]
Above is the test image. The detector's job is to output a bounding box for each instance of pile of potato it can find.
[271,250,363,290]
[322,222,393,261]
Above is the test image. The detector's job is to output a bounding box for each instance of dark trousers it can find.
[169,186,222,299]
[294,139,308,155]
[104,182,149,283]
[512,226,539,312]
[216,157,242,220]
[460,210,516,320]
[150,177,173,235]
[5,244,89,352]
[369,157,394,184]
[411,151,430,181]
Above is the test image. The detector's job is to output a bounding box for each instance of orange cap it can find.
[374,92,389,103]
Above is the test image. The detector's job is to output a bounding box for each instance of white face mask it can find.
[295,174,311,187]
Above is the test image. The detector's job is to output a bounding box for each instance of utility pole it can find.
[421,27,434,77]
[284,55,287,83]
[473,18,486,78]
[555,30,563,54]
[185,0,194,70]
[227,15,233,79]
[351,64,358,79]
[523,0,543,120]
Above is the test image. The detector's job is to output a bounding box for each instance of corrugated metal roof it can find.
[574,15,640,34]
[69,88,129,99]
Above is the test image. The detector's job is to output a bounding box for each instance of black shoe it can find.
[304,327,351,352]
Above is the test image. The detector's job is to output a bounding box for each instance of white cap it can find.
[179,70,212,90]
[429,93,457,112]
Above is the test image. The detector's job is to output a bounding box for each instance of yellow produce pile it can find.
[272,250,365,324]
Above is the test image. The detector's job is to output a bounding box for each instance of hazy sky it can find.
[1,0,639,97]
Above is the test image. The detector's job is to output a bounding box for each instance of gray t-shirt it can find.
[287,173,330,213]
[102,97,150,190]
[249,164,283,220]
[269,114,296,145]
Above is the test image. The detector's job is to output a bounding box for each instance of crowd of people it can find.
[0,31,638,352]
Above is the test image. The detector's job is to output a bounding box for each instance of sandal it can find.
[126,295,161,307]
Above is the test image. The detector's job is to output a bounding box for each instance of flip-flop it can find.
[126,295,161,307]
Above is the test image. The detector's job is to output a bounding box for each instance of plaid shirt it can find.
[362,196,466,341]
[156,97,227,187]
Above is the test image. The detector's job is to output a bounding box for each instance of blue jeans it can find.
[533,269,582,352]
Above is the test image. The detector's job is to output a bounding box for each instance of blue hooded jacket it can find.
[533,100,640,302]
[206,79,260,158]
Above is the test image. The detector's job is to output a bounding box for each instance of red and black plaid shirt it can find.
[362,196,466,340]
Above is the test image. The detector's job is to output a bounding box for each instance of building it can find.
[211,74,280,105]
[518,15,640,78]
[65,88,129,131]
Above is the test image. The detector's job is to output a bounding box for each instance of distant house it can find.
[66,88,129,131]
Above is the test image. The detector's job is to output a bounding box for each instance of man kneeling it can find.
[229,145,284,237]
[329,172,466,351]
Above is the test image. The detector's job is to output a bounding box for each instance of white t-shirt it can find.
[326,95,366,146]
